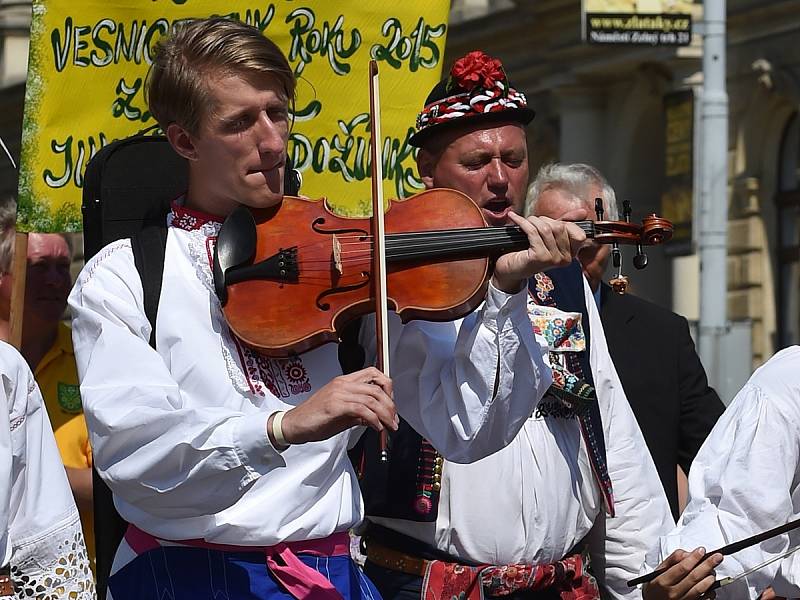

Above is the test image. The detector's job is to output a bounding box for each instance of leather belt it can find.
[0,566,12,597]
[366,540,429,578]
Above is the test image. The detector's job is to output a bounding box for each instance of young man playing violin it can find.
[68,18,588,600]
[357,51,674,600]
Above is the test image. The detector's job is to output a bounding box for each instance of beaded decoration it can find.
[413,439,444,515]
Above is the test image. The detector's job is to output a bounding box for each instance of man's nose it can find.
[487,158,509,187]
[254,112,285,155]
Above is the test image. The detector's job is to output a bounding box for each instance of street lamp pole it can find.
[697,0,729,386]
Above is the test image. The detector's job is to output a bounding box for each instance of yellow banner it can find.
[18,1,449,232]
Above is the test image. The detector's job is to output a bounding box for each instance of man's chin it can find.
[239,188,284,210]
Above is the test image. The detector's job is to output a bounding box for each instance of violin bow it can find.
[368,59,390,462]
[628,517,800,587]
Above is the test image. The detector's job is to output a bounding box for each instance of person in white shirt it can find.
[642,347,800,599]
[358,50,674,600]
[0,341,94,599]
[69,17,588,600]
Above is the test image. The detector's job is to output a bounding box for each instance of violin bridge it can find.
[332,235,343,275]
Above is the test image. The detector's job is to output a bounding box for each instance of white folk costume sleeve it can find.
[582,280,675,600]
[362,282,552,464]
[70,240,287,520]
[644,346,800,599]
[0,342,94,598]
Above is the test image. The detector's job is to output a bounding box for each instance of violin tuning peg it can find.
[595,198,604,221]
[623,200,632,222]
[612,244,622,269]
[633,251,648,270]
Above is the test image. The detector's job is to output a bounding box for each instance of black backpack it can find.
[81,134,309,597]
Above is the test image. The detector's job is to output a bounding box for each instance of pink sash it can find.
[125,524,350,600]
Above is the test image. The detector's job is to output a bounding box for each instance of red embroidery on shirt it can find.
[199,215,313,399]
[284,357,312,395]
[171,202,223,231]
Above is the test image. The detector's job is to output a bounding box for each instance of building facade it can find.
[448,0,800,381]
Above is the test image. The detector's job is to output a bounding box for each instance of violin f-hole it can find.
[314,274,371,311]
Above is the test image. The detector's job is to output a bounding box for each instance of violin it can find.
[212,188,673,358]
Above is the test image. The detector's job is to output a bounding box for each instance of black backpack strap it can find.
[130,224,168,348]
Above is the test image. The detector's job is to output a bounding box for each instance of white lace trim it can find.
[10,511,95,599]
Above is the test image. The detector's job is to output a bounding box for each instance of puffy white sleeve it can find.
[0,342,94,598]
[361,282,552,464]
[644,346,800,599]
[582,280,675,600]
[69,241,285,519]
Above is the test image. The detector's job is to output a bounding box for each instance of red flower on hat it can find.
[450,50,506,92]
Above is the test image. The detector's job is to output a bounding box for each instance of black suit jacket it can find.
[599,282,725,519]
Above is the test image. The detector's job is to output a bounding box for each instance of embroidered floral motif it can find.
[528,304,585,352]
[533,272,555,303]
[169,200,223,231]
[283,358,312,395]
[479,551,599,599]
[535,396,579,420]
[422,551,599,600]
[10,512,95,599]
[247,355,313,398]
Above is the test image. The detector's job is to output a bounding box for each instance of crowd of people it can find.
[1,15,798,600]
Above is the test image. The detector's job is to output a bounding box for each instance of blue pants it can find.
[108,546,383,600]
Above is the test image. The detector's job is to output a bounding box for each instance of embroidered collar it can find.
[170,199,224,231]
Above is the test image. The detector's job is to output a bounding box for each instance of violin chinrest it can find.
[213,206,258,305]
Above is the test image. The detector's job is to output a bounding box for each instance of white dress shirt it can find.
[0,341,94,598]
[645,346,800,599]
[371,277,674,600]
[69,209,552,548]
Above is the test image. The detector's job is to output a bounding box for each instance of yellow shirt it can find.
[35,321,95,565]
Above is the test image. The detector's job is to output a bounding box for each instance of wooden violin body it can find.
[214,189,673,358]
[219,189,492,357]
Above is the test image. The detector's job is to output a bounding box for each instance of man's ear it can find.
[166,123,198,161]
[416,148,438,189]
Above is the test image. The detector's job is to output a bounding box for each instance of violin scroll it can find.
[589,215,673,247]
[640,214,673,246]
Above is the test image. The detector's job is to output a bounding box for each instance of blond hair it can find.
[146,17,296,135]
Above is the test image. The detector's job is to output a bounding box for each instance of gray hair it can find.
[0,198,15,274]
[527,163,619,220]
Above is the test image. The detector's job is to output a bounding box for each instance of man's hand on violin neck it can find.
[278,367,398,444]
[491,212,587,293]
